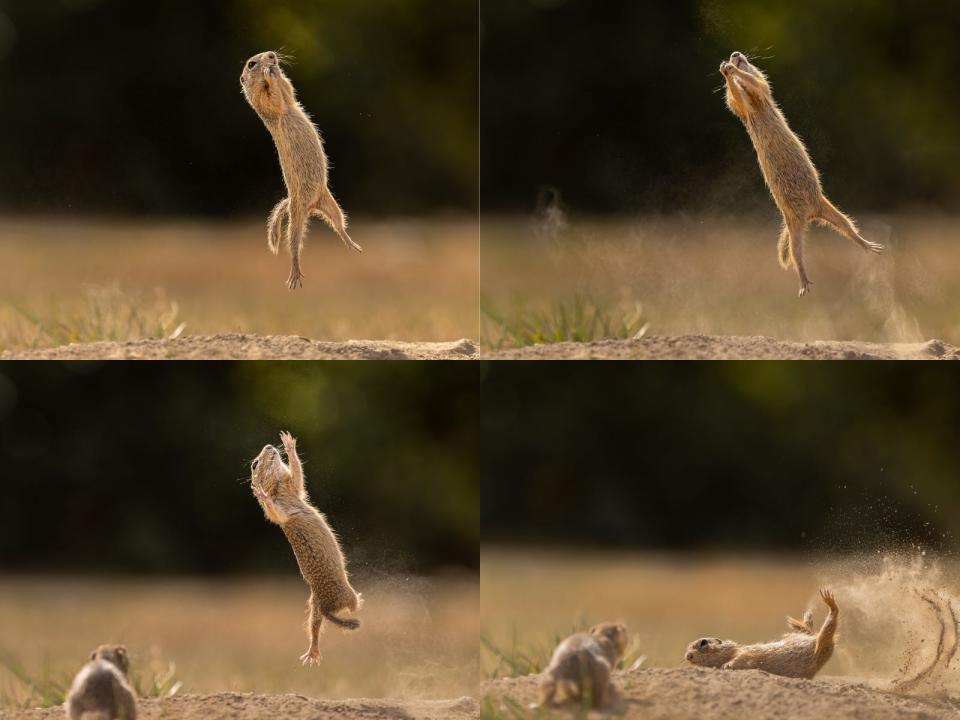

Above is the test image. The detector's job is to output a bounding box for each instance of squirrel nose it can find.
[730,51,743,61]
[686,652,693,661]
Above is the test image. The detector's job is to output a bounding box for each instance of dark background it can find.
[481,0,960,214]
[0,0,477,217]
[0,362,479,575]
[482,363,960,553]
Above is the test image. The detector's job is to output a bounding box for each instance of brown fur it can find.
[535,622,628,709]
[239,51,362,290]
[685,588,839,679]
[250,431,362,666]
[65,645,137,720]
[720,52,883,297]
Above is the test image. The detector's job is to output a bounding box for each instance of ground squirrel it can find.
[240,51,362,290]
[250,431,362,665]
[719,52,883,297]
[685,588,838,679]
[534,622,628,709]
[65,644,137,720]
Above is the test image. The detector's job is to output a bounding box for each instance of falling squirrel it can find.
[240,51,362,290]
[65,644,137,720]
[250,431,362,665]
[684,588,838,678]
[534,622,628,709]
[719,52,883,297]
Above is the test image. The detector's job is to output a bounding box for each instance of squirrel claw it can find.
[286,269,304,290]
[300,649,321,666]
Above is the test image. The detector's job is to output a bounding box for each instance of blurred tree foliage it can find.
[0,0,477,216]
[0,363,479,574]
[482,0,960,214]
[482,363,960,554]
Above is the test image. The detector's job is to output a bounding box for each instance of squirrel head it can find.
[240,50,296,120]
[590,622,629,663]
[684,636,739,667]
[720,51,773,120]
[250,443,293,497]
[90,644,130,676]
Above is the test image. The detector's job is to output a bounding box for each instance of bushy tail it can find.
[777,225,793,270]
[267,198,290,255]
[323,611,360,630]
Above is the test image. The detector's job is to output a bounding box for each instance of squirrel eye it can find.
[247,60,256,69]
[699,639,709,649]
[251,459,259,469]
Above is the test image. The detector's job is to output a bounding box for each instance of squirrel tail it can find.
[267,197,290,255]
[323,611,361,630]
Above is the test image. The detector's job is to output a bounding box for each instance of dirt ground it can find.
[0,693,477,720]
[1,334,478,360]
[484,335,959,360]
[481,668,960,720]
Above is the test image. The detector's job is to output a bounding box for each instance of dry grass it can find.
[0,216,478,351]
[481,548,960,685]
[481,215,960,349]
[0,575,478,708]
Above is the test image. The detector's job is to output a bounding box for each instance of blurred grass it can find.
[0,217,477,351]
[0,283,184,350]
[481,293,648,349]
[480,215,960,349]
[0,575,478,708]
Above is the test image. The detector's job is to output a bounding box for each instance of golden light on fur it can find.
[720,52,883,297]
[250,431,362,666]
[685,588,839,679]
[240,51,362,290]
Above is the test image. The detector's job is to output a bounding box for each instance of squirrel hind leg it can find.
[786,611,815,634]
[817,197,884,254]
[534,676,557,708]
[312,191,363,253]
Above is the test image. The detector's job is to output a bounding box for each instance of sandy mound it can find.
[483,668,959,719]
[1,335,477,360]
[0,692,477,720]
[486,335,960,360]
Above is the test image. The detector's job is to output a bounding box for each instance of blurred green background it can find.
[481,363,960,552]
[0,0,477,216]
[0,362,479,574]
[481,0,960,214]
